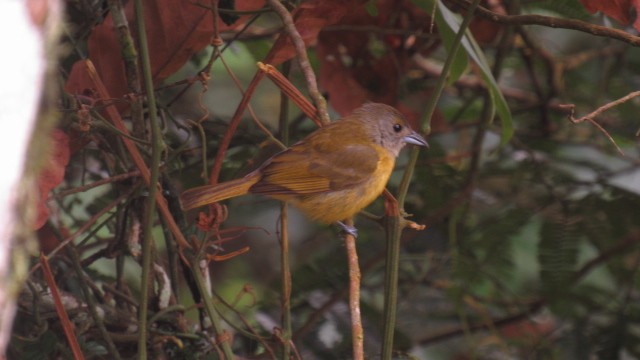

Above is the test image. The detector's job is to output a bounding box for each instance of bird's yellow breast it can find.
[284,144,396,223]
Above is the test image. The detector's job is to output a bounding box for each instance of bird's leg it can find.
[337,221,358,238]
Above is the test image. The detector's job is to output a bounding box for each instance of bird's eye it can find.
[393,123,403,132]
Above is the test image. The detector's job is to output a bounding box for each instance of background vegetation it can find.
[11,0,640,359]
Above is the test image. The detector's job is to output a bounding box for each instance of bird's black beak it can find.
[403,132,429,148]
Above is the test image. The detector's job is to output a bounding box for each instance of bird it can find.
[179,103,428,236]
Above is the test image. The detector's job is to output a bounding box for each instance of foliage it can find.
[12,0,640,359]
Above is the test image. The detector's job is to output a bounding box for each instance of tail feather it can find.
[179,174,259,210]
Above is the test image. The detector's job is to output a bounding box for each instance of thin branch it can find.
[31,184,139,275]
[83,60,191,250]
[39,254,86,360]
[279,203,292,358]
[278,80,292,358]
[106,0,145,137]
[208,70,266,183]
[209,286,277,357]
[559,91,640,155]
[189,255,234,359]
[573,232,640,283]
[448,0,640,47]
[134,0,165,356]
[258,63,323,127]
[387,1,481,358]
[218,55,287,150]
[563,91,640,123]
[66,243,122,360]
[48,168,148,201]
[417,300,546,345]
[343,218,364,360]
[266,0,330,124]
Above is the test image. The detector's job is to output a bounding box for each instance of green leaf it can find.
[412,0,468,83]
[411,0,513,145]
[437,1,513,145]
[433,4,469,84]
[365,0,379,16]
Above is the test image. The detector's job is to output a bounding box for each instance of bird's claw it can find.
[337,221,358,238]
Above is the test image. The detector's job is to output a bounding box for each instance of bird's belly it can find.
[286,158,394,224]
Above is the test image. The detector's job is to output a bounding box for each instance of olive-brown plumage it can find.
[180,103,427,224]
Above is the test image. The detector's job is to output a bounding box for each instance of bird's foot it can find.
[337,221,358,238]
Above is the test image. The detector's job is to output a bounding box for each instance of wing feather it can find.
[250,140,379,196]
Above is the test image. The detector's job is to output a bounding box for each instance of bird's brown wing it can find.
[249,141,379,196]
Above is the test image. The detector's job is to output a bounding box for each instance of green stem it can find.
[190,257,235,359]
[380,215,401,359]
[278,61,292,358]
[398,0,480,207]
[134,0,162,358]
[279,203,292,358]
[66,239,122,360]
[381,1,482,359]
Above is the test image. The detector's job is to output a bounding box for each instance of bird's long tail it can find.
[179,173,260,210]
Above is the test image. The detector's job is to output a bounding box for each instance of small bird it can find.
[180,103,428,235]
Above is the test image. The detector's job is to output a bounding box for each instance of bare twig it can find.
[564,91,640,123]
[387,1,480,357]
[559,91,640,155]
[134,0,167,355]
[208,286,277,358]
[83,60,191,250]
[66,244,122,360]
[266,0,330,124]
[417,300,546,345]
[448,0,640,47]
[48,168,149,201]
[106,0,144,137]
[208,70,266,183]
[278,84,293,358]
[209,0,333,184]
[343,218,364,360]
[279,203,292,358]
[218,56,287,150]
[31,185,139,275]
[258,62,323,127]
[39,254,86,360]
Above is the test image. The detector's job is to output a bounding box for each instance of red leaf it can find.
[65,0,265,100]
[268,0,367,65]
[632,0,640,32]
[316,0,432,115]
[34,129,70,229]
[579,0,634,26]
[469,0,507,45]
[37,222,69,255]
